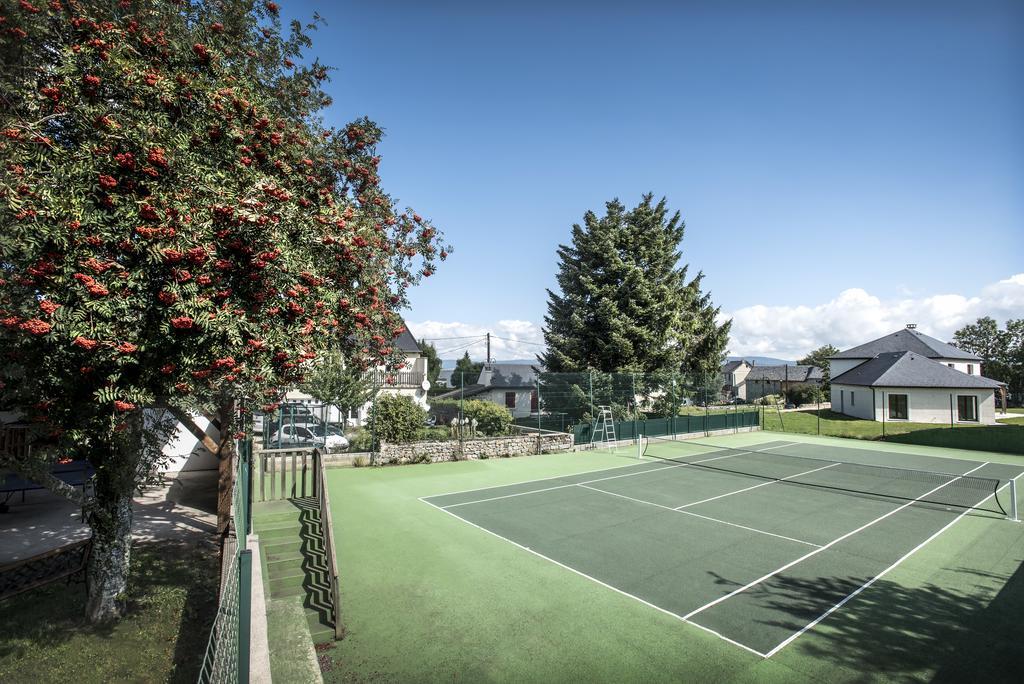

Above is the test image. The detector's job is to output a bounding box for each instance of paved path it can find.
[0,470,219,563]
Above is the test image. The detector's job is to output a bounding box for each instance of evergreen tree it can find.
[539,194,730,376]
[452,351,483,387]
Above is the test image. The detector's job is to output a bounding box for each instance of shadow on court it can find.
[752,559,1024,680]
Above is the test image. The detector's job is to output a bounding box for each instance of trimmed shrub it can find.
[352,454,370,467]
[464,400,513,436]
[369,394,426,444]
[785,385,825,407]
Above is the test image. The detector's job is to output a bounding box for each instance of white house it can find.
[829,327,1004,425]
[285,326,431,425]
[435,363,539,418]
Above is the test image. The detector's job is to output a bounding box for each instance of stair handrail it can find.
[314,448,343,639]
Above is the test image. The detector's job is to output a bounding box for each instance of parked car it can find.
[266,424,348,451]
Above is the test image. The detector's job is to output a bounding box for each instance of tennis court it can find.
[421,437,1023,658]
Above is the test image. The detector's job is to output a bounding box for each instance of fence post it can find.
[237,549,252,684]
[536,379,542,454]
[632,373,638,446]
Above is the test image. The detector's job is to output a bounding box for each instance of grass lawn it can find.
[321,435,1024,682]
[762,408,1024,455]
[0,541,218,684]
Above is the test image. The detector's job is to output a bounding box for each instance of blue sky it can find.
[287,0,1024,359]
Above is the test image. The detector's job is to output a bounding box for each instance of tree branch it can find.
[163,405,227,459]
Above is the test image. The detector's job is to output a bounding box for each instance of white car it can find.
[266,425,349,452]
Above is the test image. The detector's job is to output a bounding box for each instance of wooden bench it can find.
[0,537,92,601]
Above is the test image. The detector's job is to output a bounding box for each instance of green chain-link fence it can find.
[197,439,253,684]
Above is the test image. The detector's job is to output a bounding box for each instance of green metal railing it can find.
[197,439,253,684]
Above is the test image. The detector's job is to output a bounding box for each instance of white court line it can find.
[424,440,799,503]
[675,462,842,510]
[682,461,990,622]
[439,448,768,510]
[418,496,770,659]
[576,484,821,548]
[762,471,1022,657]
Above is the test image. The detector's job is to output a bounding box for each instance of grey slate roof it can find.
[831,351,1002,389]
[721,360,747,374]
[435,384,489,400]
[394,325,422,354]
[484,363,539,388]
[831,329,979,361]
[744,365,823,382]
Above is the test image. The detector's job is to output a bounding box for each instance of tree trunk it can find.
[85,487,133,623]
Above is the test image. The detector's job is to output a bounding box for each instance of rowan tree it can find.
[0,0,447,622]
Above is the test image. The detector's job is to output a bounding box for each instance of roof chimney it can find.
[906,323,917,329]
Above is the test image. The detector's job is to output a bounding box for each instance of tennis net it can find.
[641,436,1007,515]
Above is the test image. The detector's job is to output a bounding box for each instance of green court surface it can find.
[323,433,1024,682]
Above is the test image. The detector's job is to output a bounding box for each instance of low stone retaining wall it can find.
[378,432,574,465]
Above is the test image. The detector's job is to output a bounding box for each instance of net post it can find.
[1011,479,1019,522]
[637,433,643,460]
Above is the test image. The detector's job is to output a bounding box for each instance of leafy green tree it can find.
[300,350,374,421]
[0,0,445,622]
[369,393,425,444]
[797,344,839,389]
[419,340,442,385]
[539,194,729,376]
[451,351,483,388]
[954,317,1023,399]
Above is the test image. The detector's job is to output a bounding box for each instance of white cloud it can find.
[409,274,1024,364]
[405,319,545,361]
[723,273,1024,360]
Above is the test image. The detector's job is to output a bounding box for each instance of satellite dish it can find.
[421,379,431,392]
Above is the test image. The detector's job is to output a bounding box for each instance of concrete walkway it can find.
[0,469,219,563]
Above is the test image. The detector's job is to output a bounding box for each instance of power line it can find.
[490,335,546,347]
[418,334,486,342]
[436,339,487,356]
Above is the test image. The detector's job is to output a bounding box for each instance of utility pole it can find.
[486,332,491,364]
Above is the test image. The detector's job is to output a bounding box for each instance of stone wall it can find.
[378,432,574,465]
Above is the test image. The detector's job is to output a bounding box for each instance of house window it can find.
[505,392,516,409]
[530,390,538,411]
[888,394,908,420]
[850,391,855,407]
[967,364,974,375]
[957,395,978,422]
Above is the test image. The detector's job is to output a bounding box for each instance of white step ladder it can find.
[590,406,616,450]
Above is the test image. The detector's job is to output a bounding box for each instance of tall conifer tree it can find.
[540,194,729,377]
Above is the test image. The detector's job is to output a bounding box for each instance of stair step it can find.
[258,525,302,541]
[266,549,303,564]
[271,583,307,599]
[268,574,307,595]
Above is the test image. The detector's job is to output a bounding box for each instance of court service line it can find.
[762,472,1020,657]
[576,484,821,548]
[682,461,990,623]
[418,496,771,659]
[438,447,776,510]
[424,440,799,502]
[675,462,842,510]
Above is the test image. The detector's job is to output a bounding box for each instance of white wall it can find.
[830,358,865,380]
[932,358,983,377]
[476,388,536,418]
[830,385,875,420]
[831,384,996,424]
[157,409,220,473]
